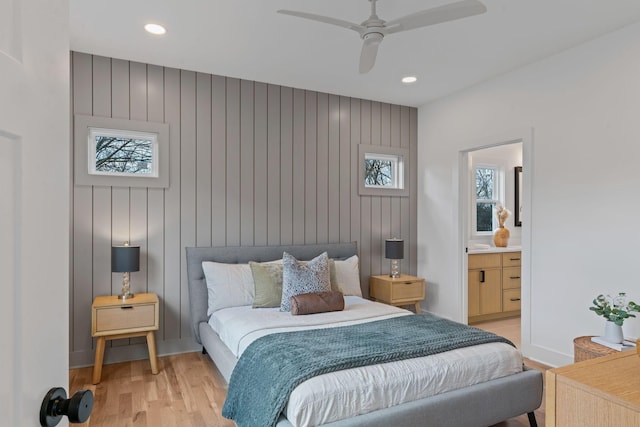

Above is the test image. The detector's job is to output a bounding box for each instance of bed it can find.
[186,242,542,427]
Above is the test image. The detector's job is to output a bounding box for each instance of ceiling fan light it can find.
[144,23,166,35]
[402,76,417,84]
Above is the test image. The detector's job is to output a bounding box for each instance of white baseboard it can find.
[522,342,573,368]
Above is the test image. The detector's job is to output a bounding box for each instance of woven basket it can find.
[573,336,618,362]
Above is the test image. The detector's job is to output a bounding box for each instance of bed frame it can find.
[185,243,542,427]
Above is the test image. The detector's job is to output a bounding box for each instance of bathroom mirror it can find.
[514,166,522,226]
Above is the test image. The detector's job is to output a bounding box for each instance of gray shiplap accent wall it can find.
[69,51,418,367]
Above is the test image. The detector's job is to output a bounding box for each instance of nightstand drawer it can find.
[95,304,156,334]
[503,289,521,312]
[502,267,521,289]
[392,281,424,301]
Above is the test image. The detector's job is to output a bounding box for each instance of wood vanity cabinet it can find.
[468,251,521,324]
[468,254,502,318]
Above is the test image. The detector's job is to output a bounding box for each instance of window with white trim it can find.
[364,152,404,190]
[471,163,504,235]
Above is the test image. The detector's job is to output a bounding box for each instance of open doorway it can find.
[459,130,532,353]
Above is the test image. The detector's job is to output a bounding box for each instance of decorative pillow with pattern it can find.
[280,251,331,312]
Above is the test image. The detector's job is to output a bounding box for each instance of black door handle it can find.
[40,387,93,426]
[480,270,485,283]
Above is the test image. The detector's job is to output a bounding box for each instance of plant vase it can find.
[603,321,624,344]
[493,226,510,248]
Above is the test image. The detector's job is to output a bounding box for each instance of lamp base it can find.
[118,272,134,300]
[389,259,401,278]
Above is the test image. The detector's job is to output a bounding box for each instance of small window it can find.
[358,144,409,197]
[472,164,503,234]
[364,153,403,189]
[89,128,159,178]
[74,114,170,188]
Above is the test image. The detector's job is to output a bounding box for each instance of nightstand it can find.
[369,274,425,313]
[91,292,159,384]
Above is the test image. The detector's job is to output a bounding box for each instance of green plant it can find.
[589,293,640,326]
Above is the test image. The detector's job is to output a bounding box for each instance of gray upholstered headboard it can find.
[185,242,358,344]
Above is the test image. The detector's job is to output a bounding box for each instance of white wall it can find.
[417,21,640,367]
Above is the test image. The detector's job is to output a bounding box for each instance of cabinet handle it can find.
[403,282,413,285]
[480,270,485,283]
[510,276,521,279]
[510,298,521,302]
[121,306,134,310]
[510,258,521,261]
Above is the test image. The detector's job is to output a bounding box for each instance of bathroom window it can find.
[472,164,503,235]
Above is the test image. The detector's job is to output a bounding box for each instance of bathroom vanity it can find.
[467,247,521,324]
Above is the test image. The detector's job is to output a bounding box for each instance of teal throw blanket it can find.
[222,314,514,427]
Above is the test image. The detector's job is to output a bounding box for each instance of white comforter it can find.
[210,296,522,427]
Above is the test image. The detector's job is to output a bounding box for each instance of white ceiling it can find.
[70,0,640,107]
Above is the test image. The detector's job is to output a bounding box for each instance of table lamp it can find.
[112,242,140,300]
[385,238,404,278]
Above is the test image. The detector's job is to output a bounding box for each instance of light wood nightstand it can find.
[369,274,425,313]
[91,292,159,384]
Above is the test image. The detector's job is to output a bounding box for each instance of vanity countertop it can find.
[467,246,521,254]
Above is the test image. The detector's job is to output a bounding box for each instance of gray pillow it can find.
[280,251,331,312]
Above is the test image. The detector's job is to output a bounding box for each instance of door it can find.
[0,1,70,425]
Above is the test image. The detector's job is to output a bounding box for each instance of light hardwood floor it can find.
[70,352,234,427]
[71,316,549,427]
[475,316,549,427]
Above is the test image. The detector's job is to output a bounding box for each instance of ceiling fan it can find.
[278,0,487,74]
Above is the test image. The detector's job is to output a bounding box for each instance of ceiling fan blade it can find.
[359,34,382,74]
[384,0,486,35]
[278,10,365,35]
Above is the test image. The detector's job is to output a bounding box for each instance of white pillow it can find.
[333,255,362,297]
[202,261,255,315]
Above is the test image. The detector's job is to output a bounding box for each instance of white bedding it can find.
[211,296,523,427]
[209,296,409,357]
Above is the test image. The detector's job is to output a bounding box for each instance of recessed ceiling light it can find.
[144,23,166,35]
[401,76,417,84]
